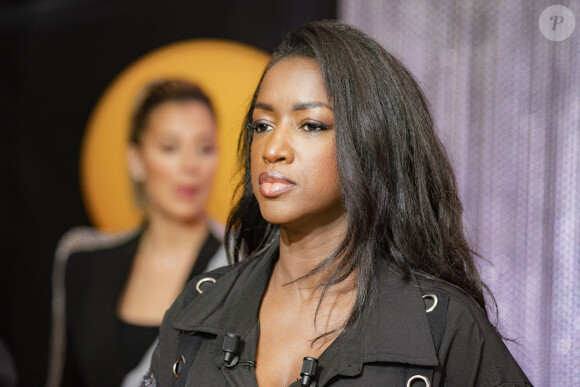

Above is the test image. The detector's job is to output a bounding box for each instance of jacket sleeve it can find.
[437,297,533,386]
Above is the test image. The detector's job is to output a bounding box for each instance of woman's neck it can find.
[259,211,356,359]
[275,211,352,293]
[141,211,210,259]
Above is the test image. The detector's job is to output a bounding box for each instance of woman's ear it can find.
[127,145,146,183]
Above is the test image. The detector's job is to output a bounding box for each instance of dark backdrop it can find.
[0,1,336,385]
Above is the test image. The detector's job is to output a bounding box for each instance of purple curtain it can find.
[339,1,580,385]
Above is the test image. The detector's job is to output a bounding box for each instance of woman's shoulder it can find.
[416,275,506,346]
[416,276,492,329]
[416,276,532,386]
[60,226,140,268]
[58,226,140,297]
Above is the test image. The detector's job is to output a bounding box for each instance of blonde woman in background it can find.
[48,79,228,387]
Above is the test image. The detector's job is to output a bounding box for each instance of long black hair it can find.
[226,20,491,332]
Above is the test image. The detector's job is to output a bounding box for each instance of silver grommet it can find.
[422,294,438,313]
[195,277,216,293]
[173,355,185,378]
[407,374,431,387]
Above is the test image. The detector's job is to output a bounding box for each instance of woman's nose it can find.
[181,150,200,172]
[261,124,294,164]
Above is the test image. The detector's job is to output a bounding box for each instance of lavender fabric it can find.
[339,1,580,385]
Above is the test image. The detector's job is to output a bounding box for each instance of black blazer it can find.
[47,226,227,387]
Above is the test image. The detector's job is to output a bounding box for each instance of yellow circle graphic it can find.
[81,39,269,231]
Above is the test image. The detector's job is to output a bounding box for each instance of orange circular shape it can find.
[81,39,269,232]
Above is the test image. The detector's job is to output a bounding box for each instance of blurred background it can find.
[1,1,578,386]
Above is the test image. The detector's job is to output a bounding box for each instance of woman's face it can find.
[251,56,344,231]
[129,100,218,222]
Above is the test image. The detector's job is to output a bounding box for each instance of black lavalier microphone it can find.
[222,332,241,368]
[300,356,318,386]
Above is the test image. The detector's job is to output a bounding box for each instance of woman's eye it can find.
[251,122,272,133]
[301,122,329,133]
[161,144,177,152]
[200,145,216,155]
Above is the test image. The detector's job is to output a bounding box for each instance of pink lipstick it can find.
[176,186,198,199]
[258,172,296,197]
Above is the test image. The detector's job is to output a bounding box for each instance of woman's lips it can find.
[258,172,296,197]
[175,186,198,199]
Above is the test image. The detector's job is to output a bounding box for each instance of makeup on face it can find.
[249,56,344,228]
[136,100,218,221]
[258,171,296,197]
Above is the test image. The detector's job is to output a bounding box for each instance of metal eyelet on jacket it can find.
[195,277,216,293]
[422,293,438,313]
[173,355,185,378]
[407,374,431,387]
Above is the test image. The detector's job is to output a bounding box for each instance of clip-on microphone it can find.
[300,356,318,386]
[222,332,241,368]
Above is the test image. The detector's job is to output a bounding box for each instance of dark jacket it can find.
[149,244,532,386]
[47,226,227,387]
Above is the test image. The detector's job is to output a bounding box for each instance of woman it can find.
[48,79,228,387]
[148,21,531,386]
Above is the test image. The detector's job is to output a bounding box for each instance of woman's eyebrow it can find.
[254,102,273,111]
[292,101,333,111]
[254,101,333,112]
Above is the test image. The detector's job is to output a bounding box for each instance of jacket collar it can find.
[172,242,276,336]
[172,242,438,373]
